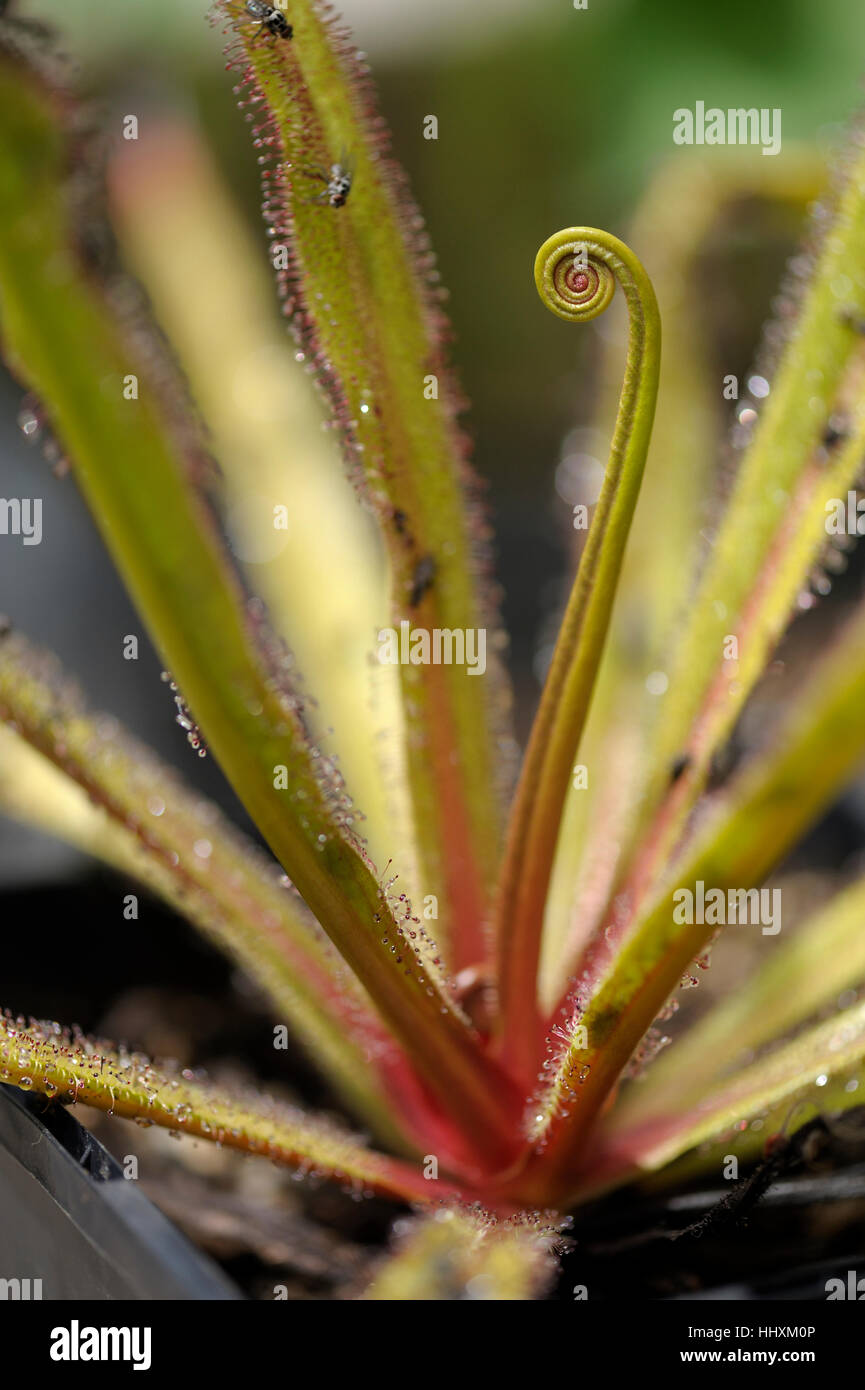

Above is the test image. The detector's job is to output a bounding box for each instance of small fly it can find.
[821,413,850,450]
[669,753,692,785]
[303,155,354,209]
[245,1,293,42]
[409,554,436,607]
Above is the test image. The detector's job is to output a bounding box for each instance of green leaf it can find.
[106,115,414,887]
[494,228,660,1078]
[541,151,826,1002]
[216,0,513,969]
[512,594,865,1205]
[586,999,865,1194]
[618,871,865,1125]
[0,631,414,1146]
[621,131,865,904]
[0,47,520,1168]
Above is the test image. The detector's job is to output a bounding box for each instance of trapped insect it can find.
[304,158,354,208]
[822,413,850,450]
[245,1,293,41]
[409,554,436,607]
[669,753,692,784]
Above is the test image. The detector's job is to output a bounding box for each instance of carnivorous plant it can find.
[2,1,865,1297]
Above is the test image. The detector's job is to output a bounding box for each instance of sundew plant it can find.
[3,1,865,1297]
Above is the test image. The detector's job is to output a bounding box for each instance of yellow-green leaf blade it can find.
[0,631,413,1145]
[363,1208,563,1301]
[0,47,520,1165]
[619,871,865,1125]
[625,132,865,899]
[520,595,865,1204]
[588,1001,865,1193]
[0,1016,451,1205]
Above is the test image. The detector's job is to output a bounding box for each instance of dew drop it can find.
[18,403,41,439]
